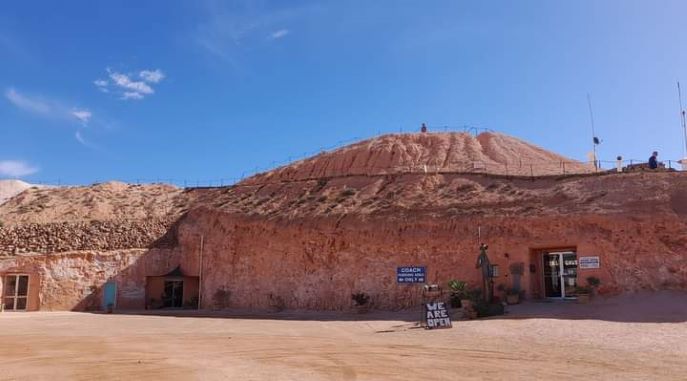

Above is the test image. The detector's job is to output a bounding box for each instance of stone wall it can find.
[0,217,177,257]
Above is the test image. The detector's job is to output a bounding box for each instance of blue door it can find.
[102,281,117,311]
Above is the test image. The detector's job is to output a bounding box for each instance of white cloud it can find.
[109,71,153,95]
[94,79,109,92]
[5,88,92,126]
[96,68,165,100]
[0,160,38,177]
[4,88,101,148]
[71,109,92,124]
[4,88,51,115]
[269,29,290,40]
[139,69,165,83]
[195,3,316,62]
[122,91,144,100]
[74,130,93,147]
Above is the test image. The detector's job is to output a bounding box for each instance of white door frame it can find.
[3,274,30,311]
[544,251,577,299]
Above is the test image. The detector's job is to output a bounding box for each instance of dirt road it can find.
[1,293,686,380]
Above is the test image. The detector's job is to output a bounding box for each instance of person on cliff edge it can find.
[648,151,659,169]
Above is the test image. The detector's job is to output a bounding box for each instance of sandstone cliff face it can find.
[1,133,685,312]
[0,248,185,311]
[177,179,687,310]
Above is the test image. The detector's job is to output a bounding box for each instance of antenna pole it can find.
[678,82,687,158]
[587,94,598,170]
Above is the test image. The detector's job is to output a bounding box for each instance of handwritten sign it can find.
[424,302,452,329]
[579,256,600,269]
[396,266,426,283]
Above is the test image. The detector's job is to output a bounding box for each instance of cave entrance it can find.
[145,266,199,310]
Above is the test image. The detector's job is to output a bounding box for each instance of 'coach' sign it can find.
[424,302,452,329]
[396,266,426,283]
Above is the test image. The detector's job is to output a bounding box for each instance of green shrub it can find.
[448,280,467,308]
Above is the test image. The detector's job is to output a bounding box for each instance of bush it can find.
[268,294,286,312]
[351,292,370,306]
[212,287,231,309]
[586,276,601,288]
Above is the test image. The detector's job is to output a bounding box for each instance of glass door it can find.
[3,275,29,311]
[561,253,578,298]
[163,280,184,308]
[543,252,577,298]
[543,254,562,297]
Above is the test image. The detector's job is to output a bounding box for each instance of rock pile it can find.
[0,217,176,256]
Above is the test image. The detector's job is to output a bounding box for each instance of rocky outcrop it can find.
[0,218,177,257]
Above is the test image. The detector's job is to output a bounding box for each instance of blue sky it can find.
[2,0,687,184]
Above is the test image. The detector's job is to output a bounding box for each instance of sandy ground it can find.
[1,292,686,381]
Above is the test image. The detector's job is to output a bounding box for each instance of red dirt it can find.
[246,132,593,184]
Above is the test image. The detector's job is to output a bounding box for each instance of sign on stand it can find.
[424,302,452,329]
[396,266,426,283]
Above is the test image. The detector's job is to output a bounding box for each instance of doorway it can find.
[3,275,29,311]
[543,251,578,298]
[102,281,117,310]
[163,280,184,308]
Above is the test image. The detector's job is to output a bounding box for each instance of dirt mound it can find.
[0,180,45,205]
[246,132,593,184]
[0,181,187,225]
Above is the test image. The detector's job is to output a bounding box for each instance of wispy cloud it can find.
[94,79,109,93]
[4,87,97,146]
[71,109,92,124]
[139,69,165,83]
[269,29,290,40]
[5,88,51,115]
[0,160,38,177]
[5,88,92,125]
[94,68,165,100]
[195,3,314,63]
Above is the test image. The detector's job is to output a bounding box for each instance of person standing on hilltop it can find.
[420,123,427,133]
[648,151,659,169]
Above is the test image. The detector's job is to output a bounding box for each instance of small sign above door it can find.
[579,256,600,269]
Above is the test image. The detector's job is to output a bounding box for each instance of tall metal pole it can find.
[587,94,598,171]
[678,82,687,159]
[198,235,204,310]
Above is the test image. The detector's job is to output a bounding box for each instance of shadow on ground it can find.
[95,290,687,324]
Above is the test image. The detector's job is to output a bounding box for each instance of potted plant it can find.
[505,288,520,305]
[448,280,468,308]
[351,292,371,314]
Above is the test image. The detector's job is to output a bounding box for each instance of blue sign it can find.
[396,266,426,283]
